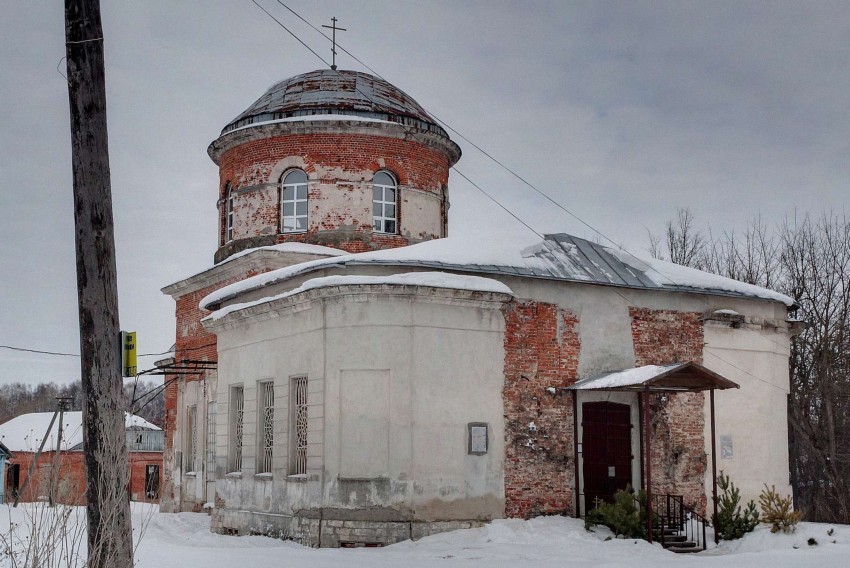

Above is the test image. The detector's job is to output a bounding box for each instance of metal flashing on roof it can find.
[221,69,449,138]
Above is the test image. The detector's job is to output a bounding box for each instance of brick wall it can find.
[629,307,707,513]
[215,133,451,256]
[7,451,161,504]
[502,301,580,518]
[128,452,164,502]
[163,270,262,508]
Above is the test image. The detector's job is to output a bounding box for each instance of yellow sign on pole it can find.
[121,331,137,377]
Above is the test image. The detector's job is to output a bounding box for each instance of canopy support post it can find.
[644,385,653,543]
[572,389,580,518]
[710,389,719,545]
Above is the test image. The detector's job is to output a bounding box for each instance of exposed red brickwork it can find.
[219,134,449,197]
[216,133,451,251]
[629,307,707,513]
[163,269,263,509]
[6,451,161,504]
[128,452,164,502]
[503,301,580,519]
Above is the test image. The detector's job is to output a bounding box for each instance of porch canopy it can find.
[567,362,739,393]
[566,361,739,544]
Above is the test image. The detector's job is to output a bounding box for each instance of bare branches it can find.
[649,209,850,522]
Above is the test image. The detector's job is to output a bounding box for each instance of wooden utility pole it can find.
[64,1,133,567]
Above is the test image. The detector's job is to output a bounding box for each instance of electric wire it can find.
[249,0,801,391]
[0,342,215,359]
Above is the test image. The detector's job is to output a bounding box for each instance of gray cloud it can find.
[1,1,847,384]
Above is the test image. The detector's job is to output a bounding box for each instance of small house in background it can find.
[0,442,11,504]
[0,411,163,504]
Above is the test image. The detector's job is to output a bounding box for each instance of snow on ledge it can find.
[225,114,396,134]
[205,272,513,322]
[216,242,348,266]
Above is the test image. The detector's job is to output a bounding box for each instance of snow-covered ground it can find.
[2,503,848,567]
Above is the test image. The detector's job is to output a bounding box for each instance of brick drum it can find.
[502,300,580,519]
[214,131,453,260]
[629,307,707,513]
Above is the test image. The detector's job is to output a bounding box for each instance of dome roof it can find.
[221,69,448,137]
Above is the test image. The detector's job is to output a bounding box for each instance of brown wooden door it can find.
[582,401,632,513]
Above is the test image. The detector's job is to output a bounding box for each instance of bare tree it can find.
[666,208,707,268]
[782,213,850,522]
[648,210,850,522]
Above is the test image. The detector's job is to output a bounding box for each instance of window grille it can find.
[290,376,308,475]
[372,171,397,234]
[281,170,308,233]
[185,406,197,472]
[230,386,244,472]
[224,182,234,243]
[258,382,274,474]
[206,401,216,481]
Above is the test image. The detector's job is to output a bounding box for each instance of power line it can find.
[251,0,331,68]
[452,169,542,240]
[0,345,78,357]
[0,342,213,359]
[251,1,798,390]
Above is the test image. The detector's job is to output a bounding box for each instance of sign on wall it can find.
[121,331,137,377]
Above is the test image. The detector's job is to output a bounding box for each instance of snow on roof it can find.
[200,233,795,311]
[569,364,682,390]
[606,248,795,307]
[205,272,513,322]
[568,362,740,392]
[0,412,160,453]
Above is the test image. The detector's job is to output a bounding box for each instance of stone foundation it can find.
[211,507,482,547]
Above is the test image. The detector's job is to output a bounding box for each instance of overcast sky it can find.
[1,1,847,386]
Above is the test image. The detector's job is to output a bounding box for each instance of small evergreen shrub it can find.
[584,485,647,539]
[714,471,759,540]
[759,484,802,534]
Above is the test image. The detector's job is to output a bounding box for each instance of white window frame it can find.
[257,381,274,474]
[229,386,244,473]
[372,171,397,234]
[224,182,234,243]
[185,405,197,473]
[206,401,216,482]
[281,170,308,233]
[289,376,308,476]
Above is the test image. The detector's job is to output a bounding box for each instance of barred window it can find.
[289,376,308,476]
[258,381,274,474]
[281,170,308,233]
[185,405,197,472]
[229,386,244,472]
[206,401,216,481]
[372,171,397,234]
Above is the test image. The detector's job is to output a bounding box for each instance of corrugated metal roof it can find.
[199,233,796,310]
[346,234,661,289]
[222,69,448,137]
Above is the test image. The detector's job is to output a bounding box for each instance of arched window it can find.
[224,182,234,243]
[281,170,308,233]
[372,171,397,234]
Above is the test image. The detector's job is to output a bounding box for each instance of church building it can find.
[160,69,798,547]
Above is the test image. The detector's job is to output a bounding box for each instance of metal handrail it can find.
[650,494,707,552]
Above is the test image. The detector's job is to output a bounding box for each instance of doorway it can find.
[582,401,633,513]
[145,464,161,500]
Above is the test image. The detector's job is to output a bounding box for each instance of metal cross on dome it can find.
[322,17,347,71]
